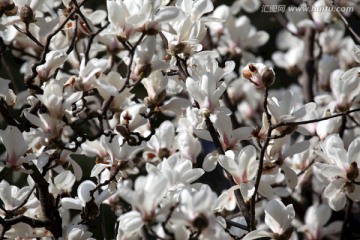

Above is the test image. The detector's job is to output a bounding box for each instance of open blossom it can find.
[243,199,295,240]
[117,173,169,237]
[298,204,342,240]
[314,134,360,211]
[218,145,274,199]
[0,126,30,169]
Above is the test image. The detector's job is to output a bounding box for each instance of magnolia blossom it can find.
[314,134,360,211]
[298,204,342,239]
[117,173,169,236]
[0,126,29,169]
[243,199,295,240]
[61,180,113,211]
[218,145,274,199]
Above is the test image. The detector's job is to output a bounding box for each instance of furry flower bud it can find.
[243,63,275,88]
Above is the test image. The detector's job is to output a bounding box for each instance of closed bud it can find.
[243,63,275,88]
[20,4,35,25]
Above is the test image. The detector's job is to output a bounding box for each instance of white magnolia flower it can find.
[298,204,342,239]
[218,146,274,199]
[314,135,360,211]
[61,180,112,211]
[0,179,37,211]
[0,126,29,169]
[173,185,218,230]
[107,0,179,40]
[146,154,204,190]
[117,173,169,236]
[95,71,133,112]
[143,120,176,162]
[243,199,295,240]
[36,50,67,80]
[36,79,82,119]
[268,90,316,124]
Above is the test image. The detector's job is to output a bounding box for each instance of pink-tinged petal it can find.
[218,155,240,183]
[24,111,45,130]
[61,197,83,210]
[265,199,294,234]
[77,180,96,203]
[215,185,240,212]
[242,229,273,240]
[119,211,144,234]
[282,164,298,189]
[213,113,232,143]
[0,126,27,159]
[282,140,310,160]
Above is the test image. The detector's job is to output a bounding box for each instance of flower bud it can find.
[20,4,35,25]
[243,63,275,88]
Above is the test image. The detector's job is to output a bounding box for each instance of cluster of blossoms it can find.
[0,0,360,239]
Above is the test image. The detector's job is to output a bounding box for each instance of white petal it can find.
[202,152,218,172]
[77,180,96,203]
[241,0,261,13]
[321,221,342,237]
[314,163,345,179]
[348,137,360,164]
[242,230,273,240]
[282,164,298,189]
[119,211,144,234]
[90,163,110,177]
[282,140,310,160]
[154,7,179,23]
[61,197,83,210]
[54,171,75,191]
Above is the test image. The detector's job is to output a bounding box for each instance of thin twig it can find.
[13,24,44,49]
[330,0,360,44]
